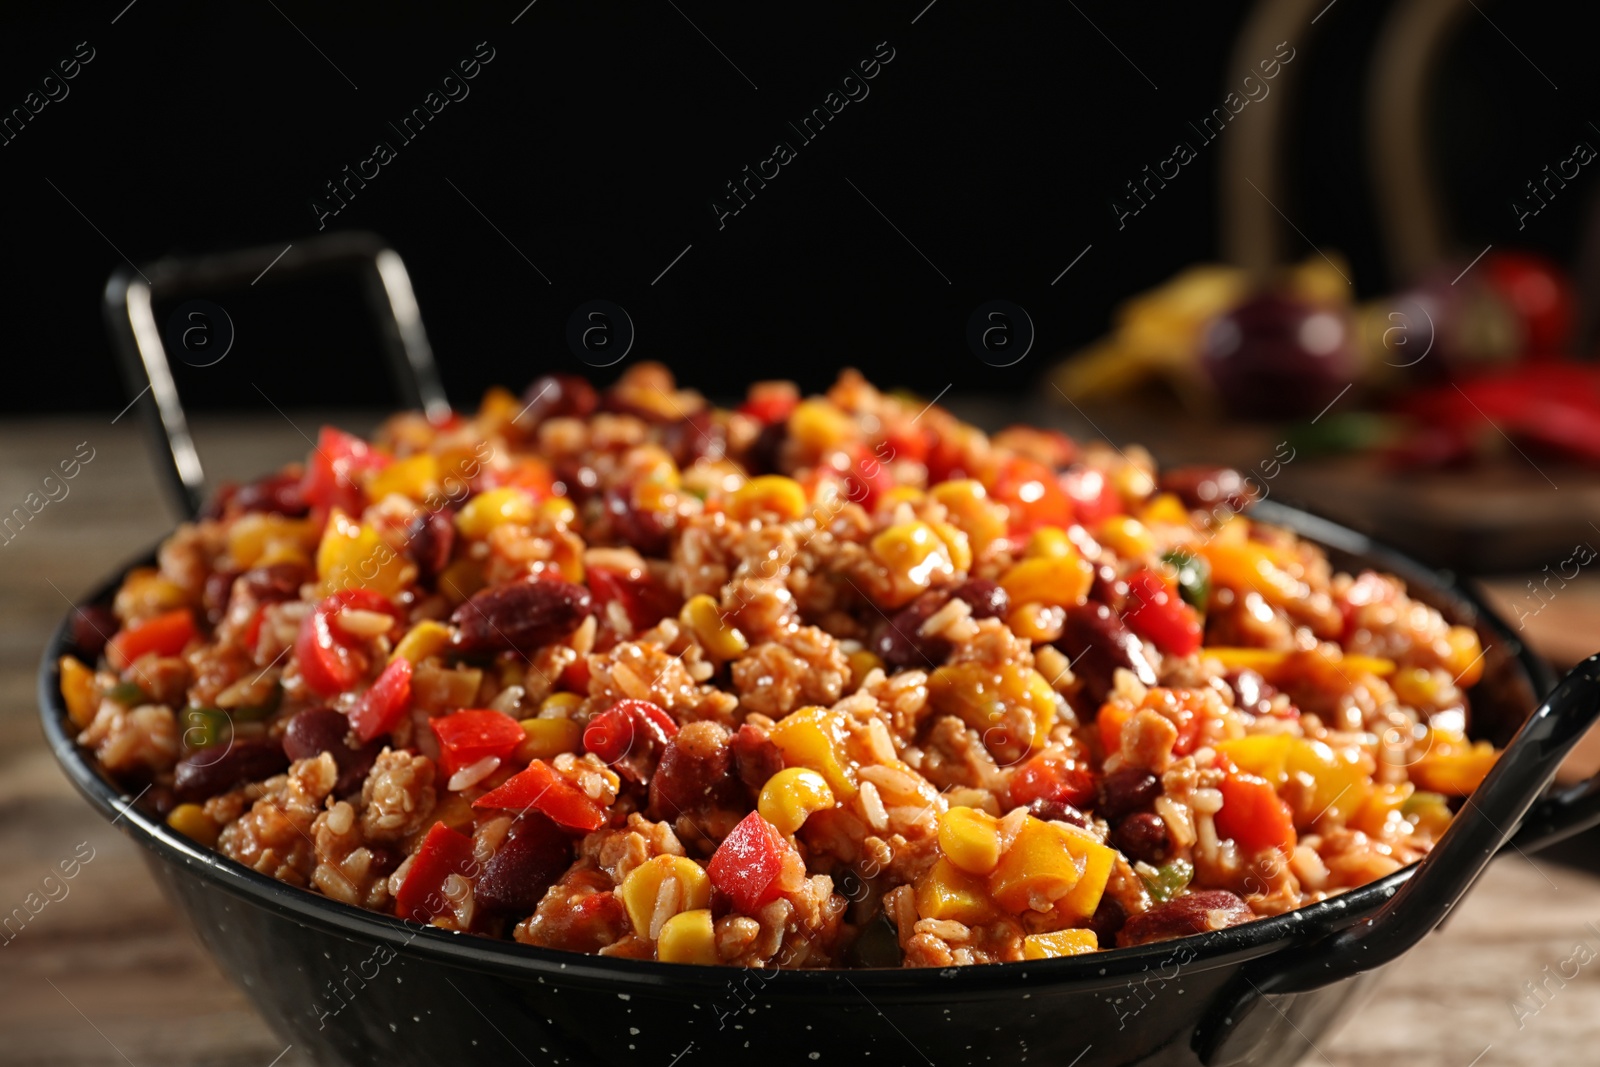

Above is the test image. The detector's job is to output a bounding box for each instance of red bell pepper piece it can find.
[1215,773,1297,854]
[472,759,608,831]
[1124,570,1203,657]
[394,821,476,922]
[1060,466,1121,525]
[843,443,896,511]
[988,456,1074,534]
[294,589,399,698]
[1007,752,1097,811]
[349,657,413,742]
[586,566,681,633]
[301,426,387,517]
[737,393,798,425]
[708,811,791,913]
[107,608,198,670]
[582,699,678,766]
[431,709,526,777]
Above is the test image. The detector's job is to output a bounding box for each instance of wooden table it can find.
[3,414,1598,1067]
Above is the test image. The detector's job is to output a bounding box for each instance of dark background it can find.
[2,0,1595,414]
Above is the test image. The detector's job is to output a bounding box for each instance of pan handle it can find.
[1196,654,1600,1066]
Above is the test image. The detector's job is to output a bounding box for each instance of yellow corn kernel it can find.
[937,806,1002,875]
[915,857,1000,926]
[988,817,1083,914]
[437,558,485,603]
[1443,625,1484,686]
[758,767,835,835]
[167,803,220,848]
[517,717,584,762]
[788,398,854,453]
[1213,735,1295,785]
[1354,782,1415,838]
[870,522,956,586]
[59,656,99,729]
[657,908,719,964]
[317,509,414,599]
[541,496,578,528]
[1391,667,1443,708]
[1412,741,1498,795]
[681,594,750,660]
[457,487,537,539]
[999,555,1094,609]
[432,791,477,834]
[1052,824,1117,922]
[1286,738,1370,823]
[619,855,712,939]
[1007,602,1065,644]
[1114,464,1157,504]
[727,475,807,523]
[930,521,972,573]
[877,486,925,512]
[1025,526,1074,560]
[392,620,453,665]
[541,692,584,714]
[1138,492,1190,526]
[768,705,856,797]
[927,661,1059,753]
[1022,928,1099,960]
[113,567,190,621]
[846,648,883,691]
[227,513,318,569]
[929,479,1008,555]
[366,453,440,502]
[1097,515,1155,560]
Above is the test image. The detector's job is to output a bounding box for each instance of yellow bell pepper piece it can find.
[456,487,537,539]
[929,480,1008,555]
[1052,824,1117,923]
[316,509,414,599]
[1097,515,1156,559]
[1138,492,1191,526]
[391,620,453,664]
[999,555,1094,608]
[915,858,1000,925]
[768,705,856,798]
[366,453,440,502]
[59,655,100,729]
[1412,741,1498,795]
[516,717,583,762]
[1022,928,1099,959]
[937,807,1003,875]
[988,818,1083,914]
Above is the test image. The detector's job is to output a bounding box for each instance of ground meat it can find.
[514,863,631,954]
[359,749,437,843]
[78,701,179,776]
[310,799,394,909]
[586,640,740,725]
[216,753,338,885]
[731,626,850,719]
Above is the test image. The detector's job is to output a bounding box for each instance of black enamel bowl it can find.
[40,501,1600,1067]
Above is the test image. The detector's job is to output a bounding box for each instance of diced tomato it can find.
[349,657,413,742]
[294,589,400,698]
[431,709,526,777]
[988,456,1074,534]
[1007,753,1097,811]
[925,434,971,485]
[708,811,792,914]
[394,821,476,922]
[1216,773,1297,853]
[843,444,896,511]
[586,565,681,633]
[473,759,609,831]
[1061,466,1121,525]
[301,426,388,517]
[478,457,556,501]
[738,393,798,425]
[882,424,932,466]
[107,608,198,670]
[582,699,678,766]
[1124,569,1203,657]
[1097,701,1133,757]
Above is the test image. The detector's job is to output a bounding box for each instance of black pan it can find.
[39,500,1600,1067]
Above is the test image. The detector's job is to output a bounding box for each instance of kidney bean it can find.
[70,603,118,660]
[1056,603,1159,708]
[405,509,455,586]
[662,409,726,468]
[1226,669,1279,716]
[649,721,742,820]
[238,562,309,604]
[1117,889,1254,947]
[873,589,954,670]
[1087,563,1129,614]
[730,723,785,792]
[233,470,310,517]
[279,708,385,795]
[450,579,593,656]
[1111,812,1170,865]
[1098,767,1162,822]
[518,374,598,431]
[203,569,241,626]
[1027,799,1090,828]
[1158,466,1258,516]
[552,459,601,504]
[476,813,573,916]
[174,738,289,802]
[951,577,1008,620]
[602,486,671,556]
[745,419,789,476]
[1086,896,1127,949]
